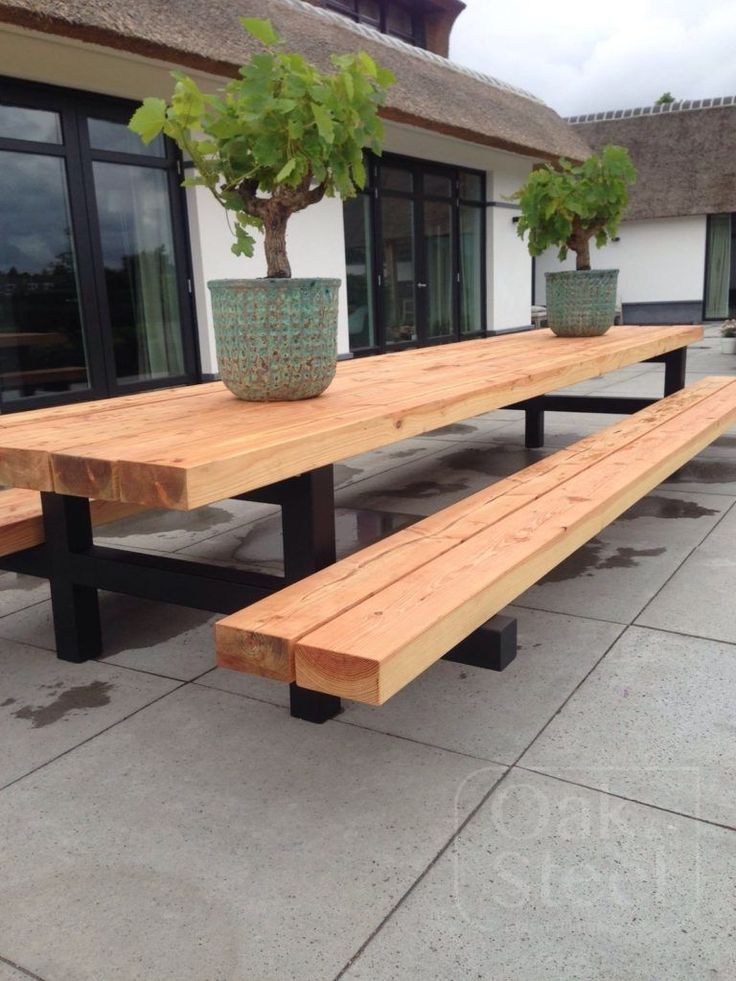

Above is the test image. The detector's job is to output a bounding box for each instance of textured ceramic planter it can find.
[208,278,339,401]
[720,337,736,354]
[545,269,619,337]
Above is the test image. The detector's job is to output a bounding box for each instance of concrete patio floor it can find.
[1,326,735,981]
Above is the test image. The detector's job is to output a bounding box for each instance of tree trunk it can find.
[574,237,591,271]
[263,209,291,279]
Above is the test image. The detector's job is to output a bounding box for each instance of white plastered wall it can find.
[0,24,539,368]
[534,215,707,307]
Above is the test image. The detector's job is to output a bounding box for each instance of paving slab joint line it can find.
[0,954,48,981]
[514,764,736,834]
[0,681,188,795]
[333,619,629,979]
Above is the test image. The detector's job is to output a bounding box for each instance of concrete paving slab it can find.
[0,684,504,981]
[0,961,34,981]
[339,439,549,516]
[0,594,218,681]
[0,637,178,786]
[178,506,418,575]
[517,490,730,623]
[340,607,623,763]
[0,572,49,618]
[343,768,736,981]
[520,626,736,825]
[637,502,736,644]
[95,498,278,553]
[333,435,458,488]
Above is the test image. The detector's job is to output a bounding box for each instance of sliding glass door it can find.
[0,78,197,410]
[344,154,485,354]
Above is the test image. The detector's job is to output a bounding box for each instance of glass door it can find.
[0,78,197,411]
[350,154,485,353]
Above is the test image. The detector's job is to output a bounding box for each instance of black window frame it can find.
[345,151,487,356]
[0,75,200,413]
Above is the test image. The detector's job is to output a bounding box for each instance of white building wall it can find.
[534,216,707,310]
[0,25,538,368]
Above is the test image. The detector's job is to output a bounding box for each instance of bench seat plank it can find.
[215,376,736,701]
[0,488,146,559]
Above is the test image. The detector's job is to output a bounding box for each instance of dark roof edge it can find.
[568,95,736,124]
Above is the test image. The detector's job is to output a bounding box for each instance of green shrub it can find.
[513,146,637,271]
[130,17,394,278]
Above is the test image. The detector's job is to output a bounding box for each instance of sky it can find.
[450,0,736,116]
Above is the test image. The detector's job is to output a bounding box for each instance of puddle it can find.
[667,461,736,485]
[333,463,364,486]
[619,496,718,521]
[432,423,479,436]
[102,505,238,538]
[1,697,16,707]
[382,478,470,499]
[543,538,666,582]
[13,680,113,728]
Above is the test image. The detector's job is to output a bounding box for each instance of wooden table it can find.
[0,325,702,669]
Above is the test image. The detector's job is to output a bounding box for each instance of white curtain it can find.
[705,214,732,320]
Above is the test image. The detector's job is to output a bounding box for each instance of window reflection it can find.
[93,162,184,383]
[381,197,416,344]
[0,151,89,402]
[343,196,376,349]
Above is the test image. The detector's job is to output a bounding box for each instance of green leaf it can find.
[275,158,296,182]
[240,17,279,46]
[128,97,167,143]
[312,103,334,142]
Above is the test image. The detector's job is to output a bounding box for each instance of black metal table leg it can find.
[40,492,101,663]
[663,347,687,396]
[279,465,337,582]
[525,398,545,449]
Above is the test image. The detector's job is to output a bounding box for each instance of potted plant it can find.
[721,320,736,354]
[513,146,636,337]
[129,18,394,400]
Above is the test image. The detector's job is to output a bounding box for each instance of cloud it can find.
[450,0,736,115]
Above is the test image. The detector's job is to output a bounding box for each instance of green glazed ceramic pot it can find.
[208,278,340,401]
[545,269,618,337]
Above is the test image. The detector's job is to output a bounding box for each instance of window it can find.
[343,155,486,353]
[0,77,197,410]
[704,213,736,320]
[325,0,425,46]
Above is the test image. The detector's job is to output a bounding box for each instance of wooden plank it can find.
[40,325,703,508]
[0,489,147,558]
[293,377,736,704]
[216,376,730,681]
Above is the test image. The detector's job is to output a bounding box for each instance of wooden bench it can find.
[216,376,736,715]
[0,488,145,559]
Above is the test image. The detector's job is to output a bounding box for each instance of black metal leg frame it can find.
[514,347,688,449]
[0,464,517,722]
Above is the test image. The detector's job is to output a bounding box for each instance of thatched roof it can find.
[0,0,590,163]
[569,98,736,221]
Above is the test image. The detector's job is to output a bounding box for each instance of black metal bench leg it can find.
[443,614,517,671]
[289,683,342,723]
[524,400,545,449]
[40,492,101,663]
[663,347,687,396]
[280,466,343,720]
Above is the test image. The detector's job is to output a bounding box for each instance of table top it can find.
[0,325,703,511]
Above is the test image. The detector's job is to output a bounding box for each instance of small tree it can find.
[655,92,675,105]
[512,145,637,271]
[129,18,394,278]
